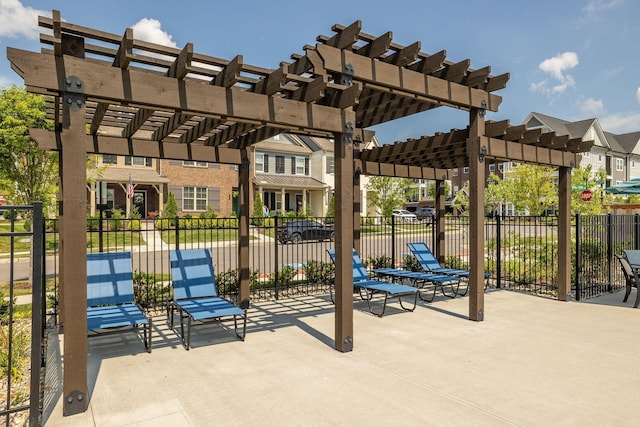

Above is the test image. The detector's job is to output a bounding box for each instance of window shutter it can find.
[305,158,309,175]
[326,157,331,173]
[145,158,152,167]
[208,187,221,212]
[291,157,295,174]
[264,154,269,173]
[124,156,132,166]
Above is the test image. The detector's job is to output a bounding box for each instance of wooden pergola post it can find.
[238,150,251,307]
[435,178,446,262]
[60,74,89,415]
[334,123,355,352]
[557,166,572,301]
[467,108,486,321]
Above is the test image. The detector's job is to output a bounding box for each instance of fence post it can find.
[30,202,44,426]
[575,214,581,301]
[607,213,613,292]
[496,215,501,289]
[635,214,640,250]
[274,216,279,300]
[174,216,180,250]
[391,215,396,265]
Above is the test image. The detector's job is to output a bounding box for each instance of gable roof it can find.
[615,132,640,154]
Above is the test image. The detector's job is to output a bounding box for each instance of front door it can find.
[133,191,146,218]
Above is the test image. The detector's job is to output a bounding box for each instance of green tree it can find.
[505,164,557,216]
[325,194,335,223]
[252,193,264,225]
[164,192,179,218]
[426,181,451,199]
[452,181,469,215]
[0,86,58,215]
[366,176,417,217]
[571,165,608,215]
[484,173,507,216]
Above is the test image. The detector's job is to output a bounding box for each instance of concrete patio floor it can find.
[43,288,640,426]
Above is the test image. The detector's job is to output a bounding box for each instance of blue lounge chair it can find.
[87,252,152,352]
[326,248,418,317]
[372,267,461,302]
[407,242,490,293]
[169,249,248,350]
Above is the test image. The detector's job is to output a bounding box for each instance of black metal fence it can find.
[1,203,45,427]
[38,213,639,314]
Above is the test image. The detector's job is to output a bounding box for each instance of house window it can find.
[598,154,602,163]
[296,157,305,175]
[102,155,117,165]
[326,156,334,174]
[183,161,207,167]
[489,164,495,172]
[453,168,458,176]
[616,158,623,171]
[182,187,207,211]
[275,156,285,173]
[632,160,636,168]
[125,156,151,167]
[255,153,264,172]
[582,152,590,158]
[498,163,504,171]
[463,167,469,174]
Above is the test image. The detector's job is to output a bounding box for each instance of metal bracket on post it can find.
[64,390,86,416]
[342,122,354,146]
[479,145,487,163]
[338,63,354,86]
[63,76,84,110]
[478,99,487,118]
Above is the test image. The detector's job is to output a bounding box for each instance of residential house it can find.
[88,155,168,218]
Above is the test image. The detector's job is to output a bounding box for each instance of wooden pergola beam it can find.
[314,43,502,111]
[7,48,349,134]
[29,128,244,164]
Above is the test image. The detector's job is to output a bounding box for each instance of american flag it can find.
[127,175,134,199]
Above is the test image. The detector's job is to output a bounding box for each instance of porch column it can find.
[280,188,286,212]
[557,166,572,301]
[334,121,355,352]
[467,107,486,321]
[88,182,96,216]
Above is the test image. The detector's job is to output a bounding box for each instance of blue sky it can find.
[1,0,639,144]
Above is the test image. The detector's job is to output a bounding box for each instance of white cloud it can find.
[582,0,624,16]
[578,98,605,116]
[131,18,177,48]
[0,0,48,39]
[600,112,640,134]
[531,52,579,95]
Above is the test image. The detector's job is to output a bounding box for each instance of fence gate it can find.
[0,203,45,426]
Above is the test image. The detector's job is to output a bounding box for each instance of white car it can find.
[392,209,417,222]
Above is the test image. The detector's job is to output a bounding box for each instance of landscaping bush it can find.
[304,260,334,284]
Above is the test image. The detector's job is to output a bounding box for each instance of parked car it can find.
[277,219,335,244]
[392,209,417,222]
[415,207,436,220]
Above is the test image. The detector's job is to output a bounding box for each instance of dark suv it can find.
[415,207,436,220]
[277,219,335,244]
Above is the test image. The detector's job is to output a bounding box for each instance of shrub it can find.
[402,254,421,271]
[304,260,334,284]
[0,290,13,325]
[133,271,170,309]
[274,265,297,287]
[163,192,179,219]
[87,215,100,231]
[110,209,124,231]
[367,255,392,269]
[127,219,141,231]
[0,321,30,381]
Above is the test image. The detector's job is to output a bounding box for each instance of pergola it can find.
[7,11,592,416]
